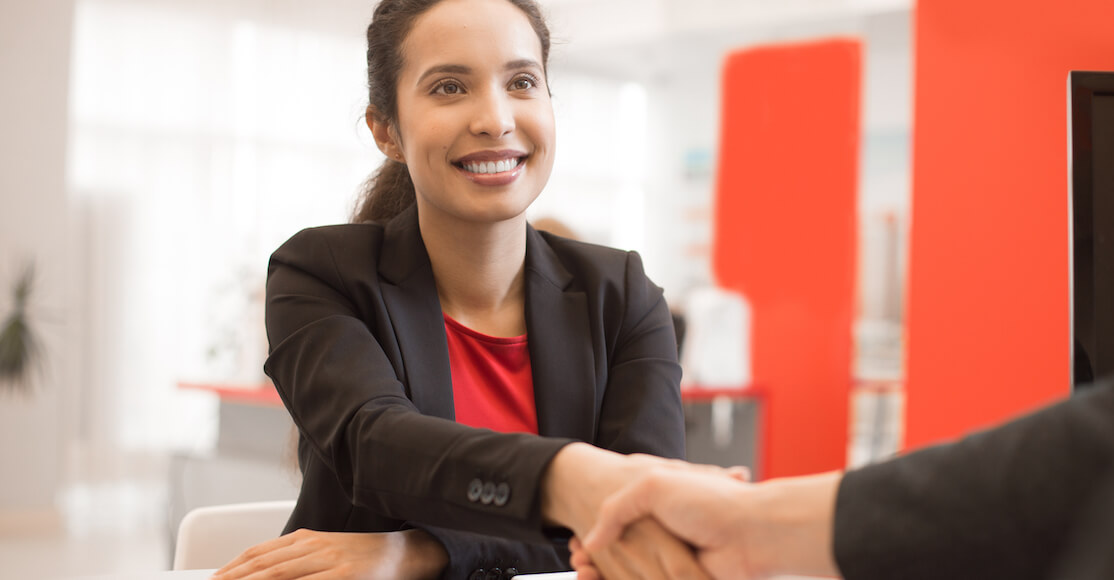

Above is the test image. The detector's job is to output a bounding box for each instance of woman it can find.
[213,0,702,578]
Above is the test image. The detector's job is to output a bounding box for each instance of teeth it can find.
[463,158,520,174]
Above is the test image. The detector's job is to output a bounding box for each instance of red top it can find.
[444,314,538,435]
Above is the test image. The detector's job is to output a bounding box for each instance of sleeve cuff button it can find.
[494,482,510,506]
[480,481,496,504]
[467,478,484,502]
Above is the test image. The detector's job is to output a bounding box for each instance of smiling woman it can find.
[208,0,705,579]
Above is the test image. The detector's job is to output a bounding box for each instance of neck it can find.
[417,205,528,336]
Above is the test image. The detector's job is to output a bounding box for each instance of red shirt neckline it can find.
[443,313,527,344]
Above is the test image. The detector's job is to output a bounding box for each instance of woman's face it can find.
[388,0,555,226]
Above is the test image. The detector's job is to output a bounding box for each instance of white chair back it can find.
[173,499,297,570]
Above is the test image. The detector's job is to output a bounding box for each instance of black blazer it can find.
[263,206,685,577]
[834,381,1114,580]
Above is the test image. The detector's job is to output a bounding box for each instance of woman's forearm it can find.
[540,442,668,534]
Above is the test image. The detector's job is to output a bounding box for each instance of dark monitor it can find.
[1070,70,1114,392]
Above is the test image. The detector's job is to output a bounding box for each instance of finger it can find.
[568,537,592,569]
[568,537,602,580]
[569,549,594,571]
[593,542,642,580]
[726,465,751,482]
[582,473,662,551]
[643,521,711,580]
[569,554,602,580]
[215,532,300,575]
[607,519,707,580]
[612,538,667,580]
[232,551,335,580]
[215,540,325,580]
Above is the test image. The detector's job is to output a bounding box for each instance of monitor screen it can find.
[1070,70,1114,391]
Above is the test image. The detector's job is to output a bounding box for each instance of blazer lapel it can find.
[378,206,456,420]
[525,227,597,442]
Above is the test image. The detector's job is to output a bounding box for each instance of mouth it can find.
[453,151,527,175]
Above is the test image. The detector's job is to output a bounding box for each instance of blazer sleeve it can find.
[833,382,1114,580]
[264,228,572,543]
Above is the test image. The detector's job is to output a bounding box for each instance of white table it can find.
[67,571,217,580]
[67,571,577,580]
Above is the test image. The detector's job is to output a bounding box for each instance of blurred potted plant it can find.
[0,262,41,394]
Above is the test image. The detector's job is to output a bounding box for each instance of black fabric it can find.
[1053,468,1114,579]
[265,206,685,577]
[834,382,1114,580]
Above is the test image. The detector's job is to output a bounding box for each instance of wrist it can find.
[399,529,449,579]
[743,471,842,578]
[540,442,633,534]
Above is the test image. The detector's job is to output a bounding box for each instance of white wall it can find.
[0,0,77,511]
[547,2,914,305]
[0,0,914,516]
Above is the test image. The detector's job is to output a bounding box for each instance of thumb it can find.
[581,474,661,551]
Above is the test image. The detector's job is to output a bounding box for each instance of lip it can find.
[453,149,527,164]
[453,149,528,186]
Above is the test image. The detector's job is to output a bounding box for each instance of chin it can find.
[464,205,533,225]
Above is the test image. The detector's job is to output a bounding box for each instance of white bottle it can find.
[679,285,752,390]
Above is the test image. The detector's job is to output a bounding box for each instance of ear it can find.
[366,106,405,163]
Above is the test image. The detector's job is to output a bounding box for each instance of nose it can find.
[469,87,515,137]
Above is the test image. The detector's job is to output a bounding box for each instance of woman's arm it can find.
[264,230,700,578]
[265,227,572,540]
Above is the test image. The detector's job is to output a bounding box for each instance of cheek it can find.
[527,104,556,151]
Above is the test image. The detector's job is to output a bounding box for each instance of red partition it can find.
[713,39,860,479]
[904,0,1114,449]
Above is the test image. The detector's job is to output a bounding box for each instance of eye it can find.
[432,79,464,96]
[510,74,540,91]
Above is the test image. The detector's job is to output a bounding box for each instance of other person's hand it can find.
[541,444,750,579]
[568,465,750,580]
[581,469,841,580]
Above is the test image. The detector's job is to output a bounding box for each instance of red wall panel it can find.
[906,0,1114,448]
[714,39,860,479]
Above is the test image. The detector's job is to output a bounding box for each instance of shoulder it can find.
[276,223,386,255]
[529,230,664,321]
[531,230,647,288]
[274,223,386,259]
[269,223,388,280]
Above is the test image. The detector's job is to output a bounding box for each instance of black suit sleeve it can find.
[265,228,570,542]
[834,382,1114,580]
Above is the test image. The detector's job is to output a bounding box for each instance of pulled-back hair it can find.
[351,0,552,224]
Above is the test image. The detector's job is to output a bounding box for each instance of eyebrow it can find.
[416,59,543,85]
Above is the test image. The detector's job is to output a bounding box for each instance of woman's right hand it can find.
[210,528,448,580]
[541,443,740,580]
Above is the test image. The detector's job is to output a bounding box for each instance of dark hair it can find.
[351,0,552,224]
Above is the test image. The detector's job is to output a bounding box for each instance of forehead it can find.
[400,0,543,75]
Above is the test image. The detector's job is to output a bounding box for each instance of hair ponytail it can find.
[352,160,416,224]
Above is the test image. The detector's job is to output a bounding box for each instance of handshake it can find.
[541,443,842,580]
[212,385,1112,580]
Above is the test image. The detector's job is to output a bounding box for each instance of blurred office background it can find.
[0,0,915,576]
